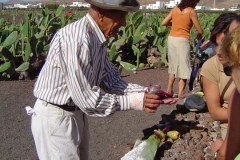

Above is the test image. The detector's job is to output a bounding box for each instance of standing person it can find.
[161,0,203,100]
[29,0,168,159]
[200,13,240,156]
[215,25,240,160]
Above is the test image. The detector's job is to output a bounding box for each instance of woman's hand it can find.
[200,40,210,48]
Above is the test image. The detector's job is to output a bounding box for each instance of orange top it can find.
[169,6,194,39]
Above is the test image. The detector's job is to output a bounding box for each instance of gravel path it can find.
[0,68,217,160]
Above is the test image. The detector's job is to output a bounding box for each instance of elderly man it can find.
[30,0,167,159]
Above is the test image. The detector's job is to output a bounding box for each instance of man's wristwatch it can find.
[214,149,219,160]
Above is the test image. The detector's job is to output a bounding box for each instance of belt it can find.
[48,102,80,112]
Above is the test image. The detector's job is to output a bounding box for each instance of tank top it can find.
[169,6,194,39]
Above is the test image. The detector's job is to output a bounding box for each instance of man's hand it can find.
[143,93,162,113]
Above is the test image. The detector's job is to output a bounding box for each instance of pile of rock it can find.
[123,104,221,160]
[157,105,220,160]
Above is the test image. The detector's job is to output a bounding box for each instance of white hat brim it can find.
[85,0,140,12]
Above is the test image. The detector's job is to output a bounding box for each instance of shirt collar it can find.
[86,13,107,45]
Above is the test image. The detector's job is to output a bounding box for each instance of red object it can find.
[65,11,74,16]
[159,90,174,98]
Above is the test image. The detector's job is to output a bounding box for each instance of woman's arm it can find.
[201,76,228,122]
[190,9,203,39]
[162,9,173,26]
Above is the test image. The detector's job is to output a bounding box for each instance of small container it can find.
[147,84,161,95]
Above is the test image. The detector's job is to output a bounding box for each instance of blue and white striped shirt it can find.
[34,13,146,117]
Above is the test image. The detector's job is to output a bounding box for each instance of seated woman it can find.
[216,25,240,160]
[200,13,240,156]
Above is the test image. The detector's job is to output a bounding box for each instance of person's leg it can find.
[78,111,89,160]
[176,37,191,97]
[31,99,89,160]
[178,78,187,98]
[167,74,175,93]
[167,36,177,94]
[31,99,54,160]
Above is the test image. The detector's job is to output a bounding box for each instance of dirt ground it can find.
[0,67,214,160]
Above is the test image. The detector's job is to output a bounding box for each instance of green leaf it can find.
[44,15,49,27]
[21,23,28,38]
[0,18,5,29]
[44,44,49,52]
[117,38,126,46]
[132,45,140,56]
[133,15,143,28]
[15,62,30,72]
[37,17,44,26]
[235,153,240,160]
[115,52,122,62]
[139,63,145,68]
[158,45,164,54]
[140,44,147,54]
[2,30,10,39]
[125,25,132,37]
[34,33,43,39]
[131,10,141,24]
[153,61,159,68]
[119,61,137,71]
[44,7,50,16]
[3,31,18,48]
[24,42,31,62]
[7,24,14,32]
[153,25,159,35]
[109,44,116,61]
[132,35,141,44]
[134,23,146,36]
[56,6,64,17]
[39,25,46,32]
[0,61,11,72]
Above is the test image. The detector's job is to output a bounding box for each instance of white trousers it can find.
[31,99,89,160]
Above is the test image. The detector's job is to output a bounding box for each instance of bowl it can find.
[184,94,206,111]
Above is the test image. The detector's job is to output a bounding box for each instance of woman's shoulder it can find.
[200,55,221,83]
[177,6,194,14]
[201,55,220,71]
[172,6,178,11]
[187,7,195,13]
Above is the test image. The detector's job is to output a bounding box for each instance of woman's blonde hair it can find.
[222,25,240,68]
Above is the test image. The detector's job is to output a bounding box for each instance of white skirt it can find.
[167,36,192,79]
